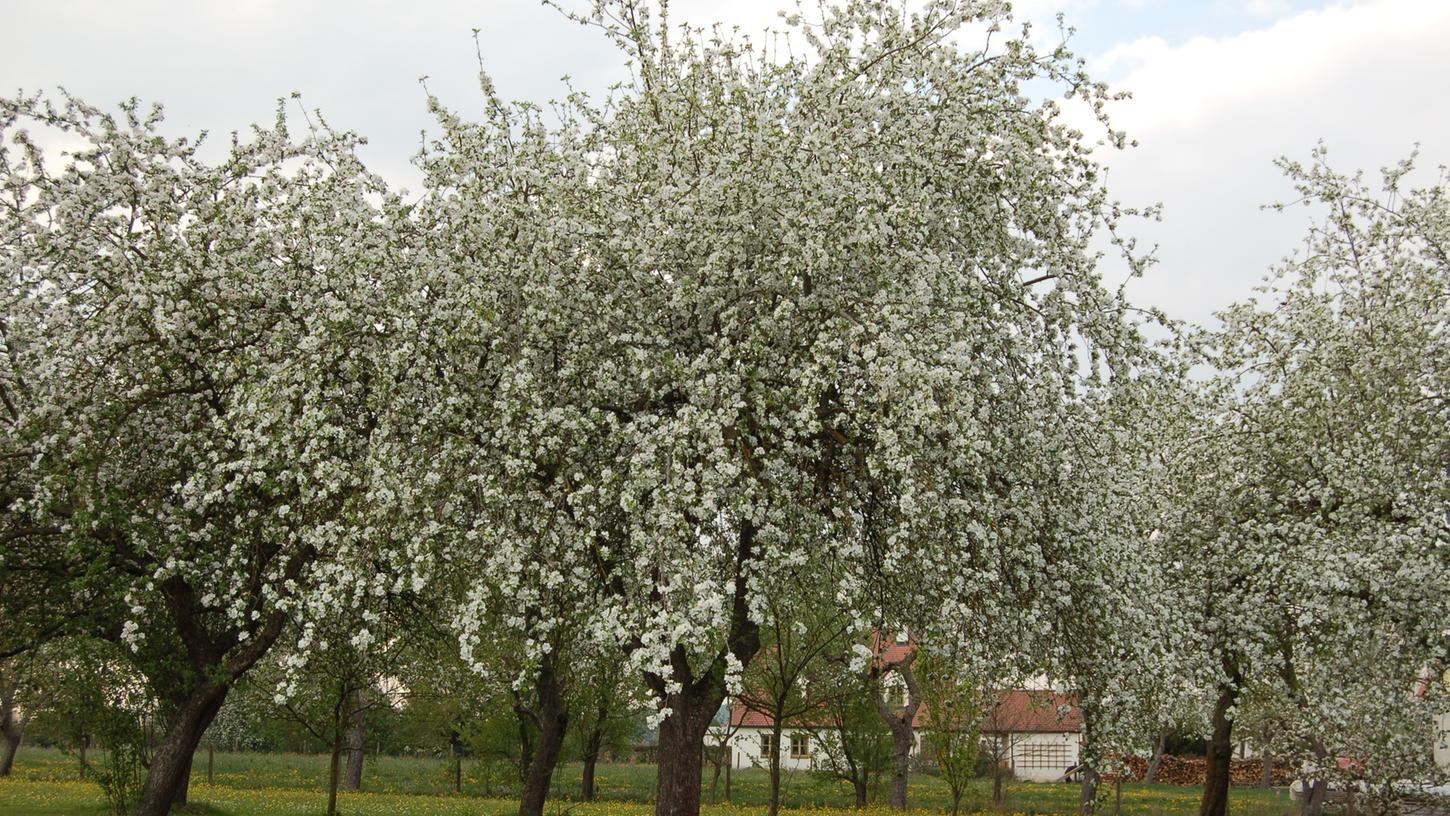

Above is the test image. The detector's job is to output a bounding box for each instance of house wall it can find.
[731,726,1081,783]
[1436,711,1450,770]
[732,726,819,771]
[989,730,1081,783]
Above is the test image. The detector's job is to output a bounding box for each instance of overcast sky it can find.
[5,0,1448,328]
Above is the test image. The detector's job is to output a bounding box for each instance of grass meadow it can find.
[0,748,1294,816]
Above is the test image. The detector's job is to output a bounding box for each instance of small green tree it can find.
[810,660,893,808]
[916,647,982,816]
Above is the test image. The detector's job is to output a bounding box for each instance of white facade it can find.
[728,725,1081,783]
[1436,711,1450,770]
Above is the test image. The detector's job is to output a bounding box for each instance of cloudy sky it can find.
[5,0,1448,327]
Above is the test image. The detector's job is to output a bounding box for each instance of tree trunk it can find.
[327,726,343,816]
[519,680,569,816]
[344,689,365,792]
[1145,730,1167,784]
[951,788,963,816]
[0,730,19,776]
[207,746,215,785]
[887,724,911,810]
[993,767,1004,807]
[449,729,463,794]
[175,750,193,806]
[854,775,868,808]
[869,653,921,813]
[768,720,784,816]
[1114,772,1123,816]
[646,524,761,816]
[1199,680,1240,816]
[707,752,721,803]
[1080,764,1100,816]
[1303,780,1329,816]
[725,753,732,803]
[133,681,229,816]
[653,688,716,816]
[582,726,603,801]
[1,682,22,777]
[1261,750,1273,789]
[582,736,600,800]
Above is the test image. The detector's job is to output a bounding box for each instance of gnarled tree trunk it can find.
[643,521,761,816]
[1145,729,1167,784]
[518,656,570,816]
[1199,678,1241,816]
[582,725,604,800]
[344,688,365,792]
[1,678,24,777]
[869,651,921,812]
[653,678,722,816]
[133,680,229,816]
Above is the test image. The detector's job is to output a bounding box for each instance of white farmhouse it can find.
[726,689,1084,784]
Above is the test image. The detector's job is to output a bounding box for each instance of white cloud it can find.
[1079,0,1450,326]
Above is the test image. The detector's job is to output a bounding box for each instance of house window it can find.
[761,733,778,758]
[1017,743,1069,769]
[790,734,811,759]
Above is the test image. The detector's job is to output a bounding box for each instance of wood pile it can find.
[1104,755,1293,787]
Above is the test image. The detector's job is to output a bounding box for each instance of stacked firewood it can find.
[1103,755,1293,786]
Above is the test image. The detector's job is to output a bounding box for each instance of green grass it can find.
[0,748,1294,816]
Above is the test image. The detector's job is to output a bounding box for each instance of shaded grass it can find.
[2,748,1294,816]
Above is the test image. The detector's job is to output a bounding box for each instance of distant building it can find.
[726,688,1083,783]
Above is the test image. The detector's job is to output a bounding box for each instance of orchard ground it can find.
[0,749,1292,816]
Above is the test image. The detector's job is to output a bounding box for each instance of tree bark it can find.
[869,652,921,812]
[582,725,604,801]
[725,753,732,803]
[643,522,761,816]
[648,640,759,816]
[327,725,343,816]
[175,750,193,806]
[1199,679,1241,816]
[854,775,868,808]
[653,684,716,816]
[133,681,229,816]
[207,746,215,785]
[768,720,785,816]
[0,731,19,776]
[344,688,365,792]
[449,729,463,794]
[1079,764,1100,816]
[1145,729,1167,784]
[1,680,22,777]
[516,652,570,816]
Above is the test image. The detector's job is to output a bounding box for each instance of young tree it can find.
[810,664,894,808]
[411,2,1156,815]
[1167,148,1450,816]
[738,576,853,816]
[866,635,924,811]
[569,657,640,801]
[916,647,983,816]
[0,93,418,816]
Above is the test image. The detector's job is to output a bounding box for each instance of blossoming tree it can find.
[1166,150,1450,816]
[0,94,418,816]
[408,2,1161,815]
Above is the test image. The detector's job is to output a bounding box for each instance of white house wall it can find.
[1435,711,1449,770]
[730,726,1081,783]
